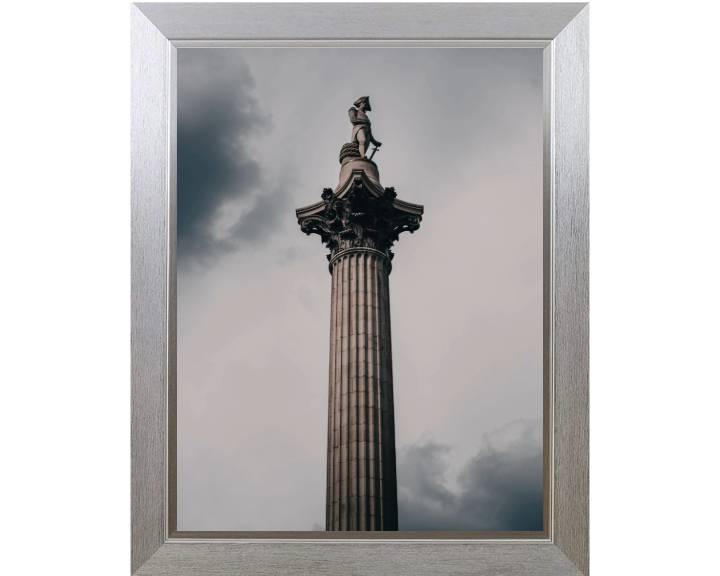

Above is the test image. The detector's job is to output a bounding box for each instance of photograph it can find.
[176,46,545,533]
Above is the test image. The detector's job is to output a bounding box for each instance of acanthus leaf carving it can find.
[298,178,421,262]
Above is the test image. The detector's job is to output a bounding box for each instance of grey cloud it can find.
[398,419,543,531]
[398,441,456,511]
[177,50,289,265]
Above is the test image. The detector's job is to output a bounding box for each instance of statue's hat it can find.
[354,96,371,112]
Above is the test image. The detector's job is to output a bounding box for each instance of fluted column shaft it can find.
[326,248,398,531]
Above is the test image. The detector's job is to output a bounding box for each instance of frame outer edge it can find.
[136,542,582,575]
[552,6,589,576]
[131,4,170,573]
[130,2,590,575]
[135,2,588,40]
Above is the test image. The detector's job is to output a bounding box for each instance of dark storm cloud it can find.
[177,50,288,264]
[397,420,543,531]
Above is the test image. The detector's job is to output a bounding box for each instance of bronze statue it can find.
[339,96,382,163]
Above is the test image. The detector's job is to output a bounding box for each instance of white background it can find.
[1,0,718,574]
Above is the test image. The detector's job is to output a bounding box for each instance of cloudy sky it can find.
[177,47,544,532]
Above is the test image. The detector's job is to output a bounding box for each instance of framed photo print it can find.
[131,3,588,575]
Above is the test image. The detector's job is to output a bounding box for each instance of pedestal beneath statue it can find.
[337,157,382,191]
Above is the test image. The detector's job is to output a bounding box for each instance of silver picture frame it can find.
[131,3,589,574]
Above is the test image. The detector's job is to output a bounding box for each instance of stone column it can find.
[327,248,396,531]
[296,158,423,531]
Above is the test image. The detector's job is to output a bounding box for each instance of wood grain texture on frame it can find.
[131,5,169,573]
[136,542,582,575]
[135,2,588,40]
[131,3,589,574]
[551,7,590,575]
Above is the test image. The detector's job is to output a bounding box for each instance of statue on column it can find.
[339,96,383,163]
[295,96,424,531]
